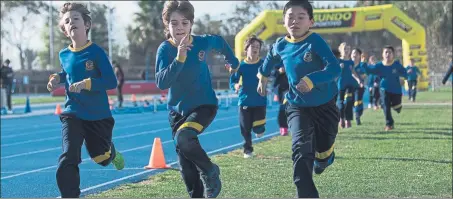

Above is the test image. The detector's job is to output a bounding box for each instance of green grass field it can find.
[89,89,452,198]
[12,96,66,105]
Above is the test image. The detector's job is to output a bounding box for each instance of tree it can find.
[394,1,452,72]
[126,0,166,66]
[24,48,38,70]
[1,1,45,70]
[193,14,223,35]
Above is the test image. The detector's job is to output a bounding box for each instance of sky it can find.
[1,1,356,70]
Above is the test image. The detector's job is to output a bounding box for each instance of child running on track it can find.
[256,0,341,197]
[156,1,239,197]
[230,35,267,158]
[46,2,125,198]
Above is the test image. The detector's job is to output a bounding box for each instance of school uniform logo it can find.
[85,60,94,71]
[198,50,205,61]
[303,51,312,62]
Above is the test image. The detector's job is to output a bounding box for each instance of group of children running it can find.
[46,0,421,198]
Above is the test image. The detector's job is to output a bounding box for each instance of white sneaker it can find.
[367,104,372,109]
[255,132,264,138]
[7,110,13,114]
[243,152,253,158]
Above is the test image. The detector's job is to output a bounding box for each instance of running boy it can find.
[337,42,358,128]
[405,58,421,102]
[256,0,341,197]
[46,2,124,198]
[364,45,407,131]
[230,35,267,158]
[367,56,381,110]
[156,1,239,197]
[351,48,367,125]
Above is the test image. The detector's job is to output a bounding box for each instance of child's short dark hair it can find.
[59,2,91,36]
[244,35,263,51]
[352,48,362,55]
[383,45,395,53]
[162,1,195,39]
[331,48,341,58]
[283,0,314,20]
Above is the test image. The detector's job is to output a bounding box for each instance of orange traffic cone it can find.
[144,138,170,169]
[55,104,62,115]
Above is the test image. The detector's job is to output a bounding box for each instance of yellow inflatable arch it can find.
[235,4,429,90]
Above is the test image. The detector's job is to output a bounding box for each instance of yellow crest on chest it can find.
[85,60,94,71]
[198,51,205,61]
[303,51,312,62]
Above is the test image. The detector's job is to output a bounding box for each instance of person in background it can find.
[0,59,14,113]
[112,61,125,108]
[405,58,421,102]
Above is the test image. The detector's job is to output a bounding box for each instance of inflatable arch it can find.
[235,4,429,90]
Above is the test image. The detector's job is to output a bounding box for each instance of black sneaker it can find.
[356,118,361,125]
[200,164,221,198]
[314,151,335,175]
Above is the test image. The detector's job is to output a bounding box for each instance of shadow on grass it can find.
[336,156,452,164]
[340,135,450,140]
[366,130,452,136]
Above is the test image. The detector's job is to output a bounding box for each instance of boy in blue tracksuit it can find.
[364,45,408,131]
[256,1,341,197]
[337,42,358,128]
[351,48,367,125]
[366,56,380,110]
[230,36,267,158]
[156,1,239,197]
[46,2,124,198]
[405,59,421,102]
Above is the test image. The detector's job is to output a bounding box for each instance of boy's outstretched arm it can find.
[302,35,341,88]
[396,61,408,79]
[257,45,282,81]
[207,35,240,73]
[229,71,240,91]
[155,45,185,90]
[257,44,282,96]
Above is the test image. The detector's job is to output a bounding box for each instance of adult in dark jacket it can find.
[1,59,14,112]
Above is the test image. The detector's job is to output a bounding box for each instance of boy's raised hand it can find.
[225,63,237,75]
[257,78,267,96]
[296,78,312,93]
[69,80,87,93]
[234,83,242,92]
[47,76,60,92]
[177,34,193,58]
